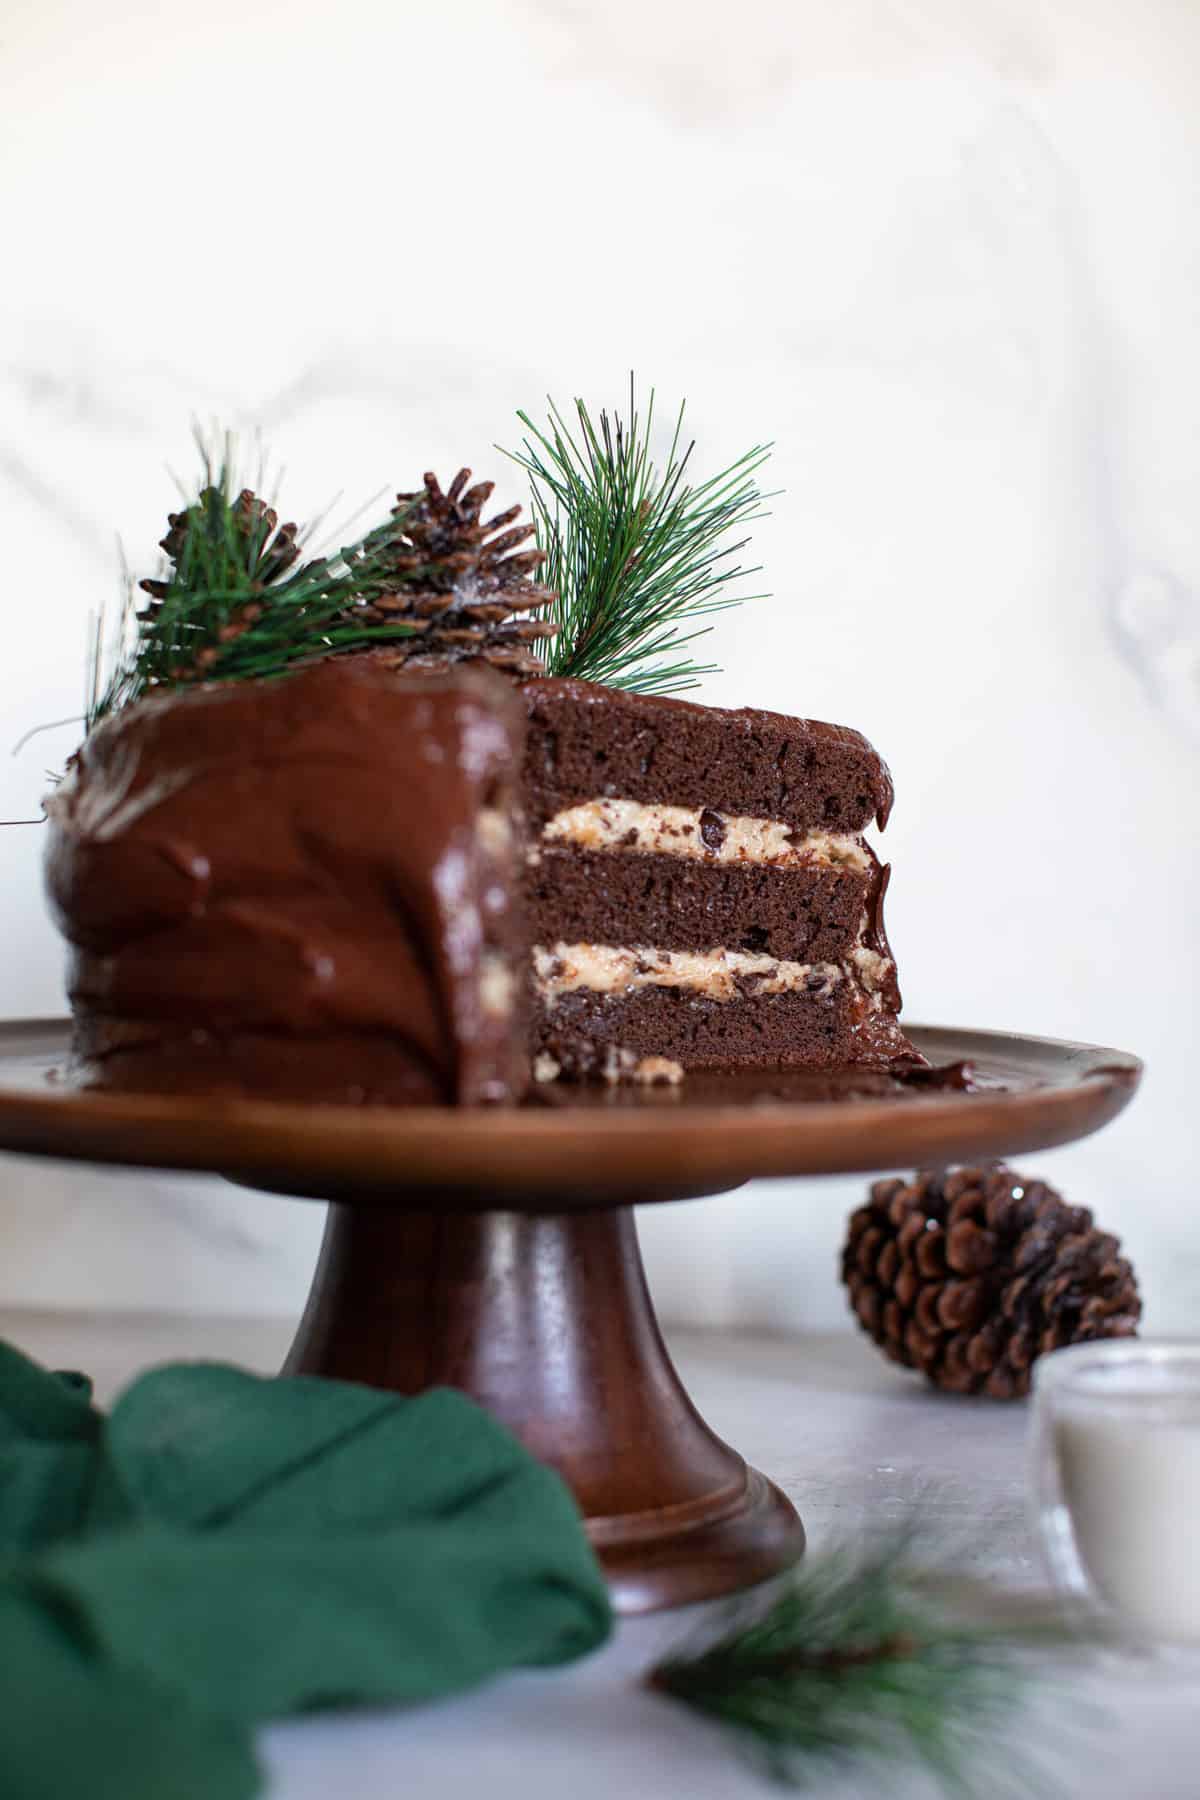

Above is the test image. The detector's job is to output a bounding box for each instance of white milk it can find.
[1055,1395,1200,1642]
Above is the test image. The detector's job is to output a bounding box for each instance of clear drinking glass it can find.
[1029,1340,1200,1646]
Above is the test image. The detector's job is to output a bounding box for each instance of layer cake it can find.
[46,662,915,1102]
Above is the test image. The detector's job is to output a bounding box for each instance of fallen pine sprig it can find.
[647,1527,1068,1796]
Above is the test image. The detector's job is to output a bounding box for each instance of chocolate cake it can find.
[522,679,914,1081]
[44,659,528,1105]
[46,659,915,1103]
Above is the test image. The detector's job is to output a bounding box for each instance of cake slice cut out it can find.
[521,678,915,1081]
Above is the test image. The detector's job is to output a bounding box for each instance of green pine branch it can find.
[90,389,775,729]
[502,382,772,695]
[88,437,421,730]
[648,1528,1062,1796]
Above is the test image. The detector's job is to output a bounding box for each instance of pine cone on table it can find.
[841,1164,1141,1399]
[346,468,558,678]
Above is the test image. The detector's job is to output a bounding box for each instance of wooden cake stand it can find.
[0,1020,1140,1613]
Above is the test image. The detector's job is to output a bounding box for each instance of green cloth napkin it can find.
[0,1340,612,1800]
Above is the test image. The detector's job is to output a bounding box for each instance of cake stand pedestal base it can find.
[283,1197,805,1613]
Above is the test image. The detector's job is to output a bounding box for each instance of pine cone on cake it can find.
[346,468,558,677]
[139,488,301,609]
[841,1164,1141,1399]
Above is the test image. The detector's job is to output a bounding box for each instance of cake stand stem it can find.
[284,1199,804,1613]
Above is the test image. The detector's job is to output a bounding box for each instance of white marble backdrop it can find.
[2,0,1197,1330]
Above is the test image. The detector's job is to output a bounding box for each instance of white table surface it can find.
[2,1310,1194,1799]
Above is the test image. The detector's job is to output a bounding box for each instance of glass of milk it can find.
[1030,1340,1200,1645]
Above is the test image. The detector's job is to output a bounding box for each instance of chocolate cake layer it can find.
[534,983,912,1074]
[45,661,528,1105]
[522,678,894,834]
[527,845,876,963]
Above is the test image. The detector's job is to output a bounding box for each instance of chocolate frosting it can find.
[44,661,527,1104]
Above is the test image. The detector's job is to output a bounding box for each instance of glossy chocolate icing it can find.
[44,660,528,1104]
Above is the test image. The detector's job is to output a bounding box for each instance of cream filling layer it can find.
[533,1048,684,1086]
[538,799,869,871]
[533,942,855,1004]
[851,945,892,997]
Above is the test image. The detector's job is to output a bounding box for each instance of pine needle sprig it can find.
[502,382,772,695]
[648,1529,1062,1796]
[89,439,423,729]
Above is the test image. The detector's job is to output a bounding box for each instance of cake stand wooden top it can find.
[0,1020,1140,1204]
